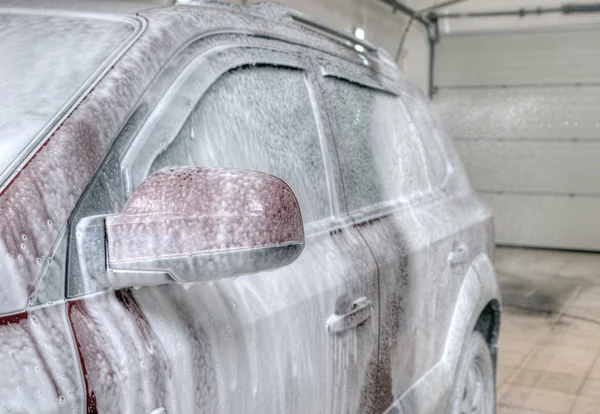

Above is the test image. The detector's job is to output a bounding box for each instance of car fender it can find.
[383,253,501,414]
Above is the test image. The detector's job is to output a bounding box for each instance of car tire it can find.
[451,330,496,414]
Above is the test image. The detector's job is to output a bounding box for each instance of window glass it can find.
[150,66,330,223]
[403,93,449,187]
[0,12,134,176]
[322,77,433,211]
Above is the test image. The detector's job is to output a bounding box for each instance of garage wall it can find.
[433,26,600,250]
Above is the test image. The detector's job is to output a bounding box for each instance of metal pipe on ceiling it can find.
[438,3,600,18]
[416,0,472,15]
[377,0,429,25]
[377,0,472,25]
[394,1,472,62]
[379,0,471,97]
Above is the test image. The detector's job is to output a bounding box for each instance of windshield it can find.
[0,11,136,178]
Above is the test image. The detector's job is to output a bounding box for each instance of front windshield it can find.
[0,11,135,178]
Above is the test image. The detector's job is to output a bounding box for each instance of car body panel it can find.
[309,49,498,413]
[0,3,499,413]
[384,253,500,414]
[58,12,384,411]
[0,306,84,413]
[0,0,164,15]
[69,223,380,413]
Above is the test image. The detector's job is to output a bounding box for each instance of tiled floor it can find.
[495,247,600,414]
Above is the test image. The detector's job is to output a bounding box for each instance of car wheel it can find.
[451,330,496,414]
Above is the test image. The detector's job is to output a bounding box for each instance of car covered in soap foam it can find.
[0,1,500,413]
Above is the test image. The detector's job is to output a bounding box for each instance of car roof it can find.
[0,0,168,16]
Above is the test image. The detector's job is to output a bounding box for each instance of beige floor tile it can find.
[536,372,584,395]
[558,251,600,276]
[562,319,600,338]
[501,314,554,339]
[501,339,539,354]
[498,366,517,386]
[500,350,531,368]
[498,383,512,402]
[494,247,537,274]
[533,345,598,363]
[569,295,600,310]
[567,306,600,323]
[498,405,554,414]
[502,329,552,345]
[523,344,599,376]
[495,247,600,413]
[497,405,523,414]
[498,406,519,414]
[499,385,533,407]
[580,378,600,399]
[531,257,570,276]
[570,286,600,302]
[548,333,600,350]
[545,356,595,377]
[523,352,555,371]
[510,369,543,388]
[571,396,600,414]
[522,389,576,413]
[585,357,600,379]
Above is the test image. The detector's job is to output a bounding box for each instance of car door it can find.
[313,51,480,413]
[65,36,380,413]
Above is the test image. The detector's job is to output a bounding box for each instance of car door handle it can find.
[449,242,469,267]
[326,297,372,334]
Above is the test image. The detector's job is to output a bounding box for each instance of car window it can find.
[403,92,449,188]
[0,11,136,178]
[321,77,434,212]
[149,65,331,223]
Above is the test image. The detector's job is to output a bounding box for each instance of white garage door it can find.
[433,26,600,251]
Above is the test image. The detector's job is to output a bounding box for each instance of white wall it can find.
[430,2,600,250]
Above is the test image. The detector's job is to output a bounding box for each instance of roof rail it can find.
[288,11,378,54]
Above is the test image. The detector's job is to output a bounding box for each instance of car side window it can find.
[321,76,433,212]
[149,65,331,223]
[402,92,449,188]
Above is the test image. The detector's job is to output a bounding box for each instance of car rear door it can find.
[312,51,479,412]
[65,36,380,413]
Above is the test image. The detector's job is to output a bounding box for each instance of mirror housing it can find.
[103,167,304,288]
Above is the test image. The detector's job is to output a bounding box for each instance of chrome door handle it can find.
[326,297,372,334]
[449,243,468,267]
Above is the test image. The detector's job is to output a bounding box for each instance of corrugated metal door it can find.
[433,26,600,250]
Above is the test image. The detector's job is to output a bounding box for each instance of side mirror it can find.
[101,167,304,288]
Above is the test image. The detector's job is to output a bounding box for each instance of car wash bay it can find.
[428,2,600,413]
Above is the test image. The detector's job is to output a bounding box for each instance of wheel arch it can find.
[474,299,501,373]
[470,253,502,374]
